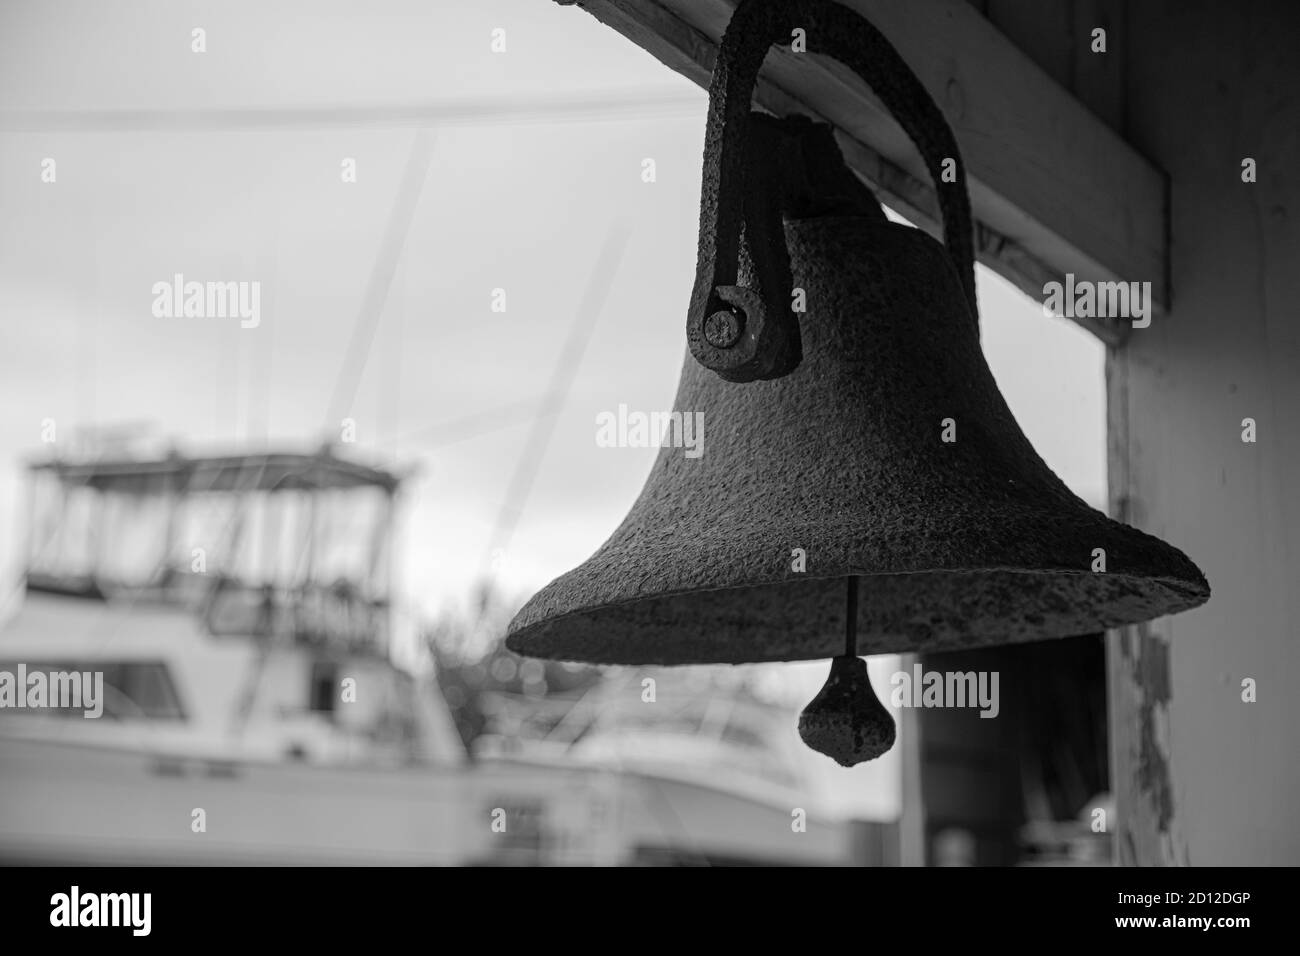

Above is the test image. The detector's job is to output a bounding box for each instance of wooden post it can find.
[1107,0,1300,864]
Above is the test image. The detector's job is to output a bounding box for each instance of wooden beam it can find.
[561,0,1170,345]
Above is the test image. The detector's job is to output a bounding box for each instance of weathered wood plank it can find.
[1068,0,1127,131]
[986,0,1074,91]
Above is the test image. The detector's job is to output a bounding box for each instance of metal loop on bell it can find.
[687,0,980,382]
[508,0,1212,767]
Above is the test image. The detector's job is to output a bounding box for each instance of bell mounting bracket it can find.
[687,0,978,383]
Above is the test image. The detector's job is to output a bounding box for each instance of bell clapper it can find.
[844,573,859,656]
[797,575,897,766]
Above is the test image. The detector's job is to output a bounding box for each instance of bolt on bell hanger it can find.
[506,0,1209,766]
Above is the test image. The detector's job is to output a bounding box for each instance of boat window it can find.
[309,661,338,716]
[0,660,185,720]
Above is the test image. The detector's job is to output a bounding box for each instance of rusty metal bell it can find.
[506,205,1209,663]
[506,0,1209,762]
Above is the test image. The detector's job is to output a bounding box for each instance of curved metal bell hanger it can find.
[688,0,978,382]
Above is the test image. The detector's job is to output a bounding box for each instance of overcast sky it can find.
[0,0,1105,619]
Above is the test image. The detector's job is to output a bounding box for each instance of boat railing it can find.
[19,444,403,658]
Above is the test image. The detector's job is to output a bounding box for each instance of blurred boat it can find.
[0,444,486,864]
[0,441,859,865]
[468,667,861,865]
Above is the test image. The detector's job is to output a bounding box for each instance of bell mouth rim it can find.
[506,565,1210,666]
